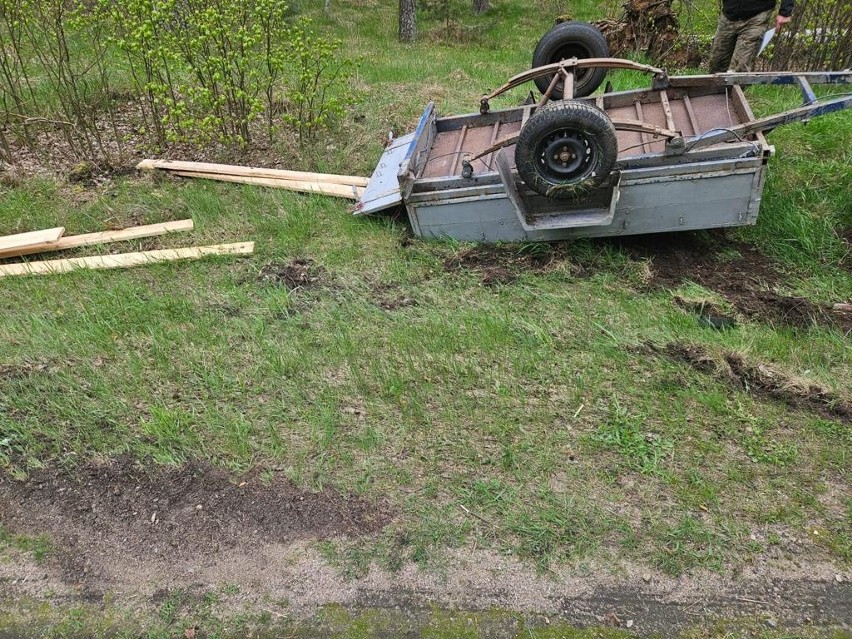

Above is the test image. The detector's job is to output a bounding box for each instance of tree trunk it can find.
[399,0,417,42]
[473,0,490,14]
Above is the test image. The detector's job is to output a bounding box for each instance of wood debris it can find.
[0,219,251,278]
[0,227,65,255]
[0,220,194,259]
[137,159,369,200]
[0,242,254,278]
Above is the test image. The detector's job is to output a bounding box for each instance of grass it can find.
[0,0,850,629]
[0,525,52,562]
[1,598,848,639]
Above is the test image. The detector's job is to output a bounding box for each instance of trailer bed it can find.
[354,67,850,243]
[422,89,748,179]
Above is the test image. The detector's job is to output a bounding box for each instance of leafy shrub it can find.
[103,0,355,147]
[0,0,359,165]
[283,21,355,142]
[0,0,122,165]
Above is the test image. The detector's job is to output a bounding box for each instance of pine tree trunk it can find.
[399,0,417,42]
[473,0,490,14]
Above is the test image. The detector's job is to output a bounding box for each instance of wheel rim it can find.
[535,128,595,183]
[549,43,592,88]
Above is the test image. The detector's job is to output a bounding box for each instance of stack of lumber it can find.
[0,220,253,278]
[137,159,368,200]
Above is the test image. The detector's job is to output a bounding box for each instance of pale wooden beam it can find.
[0,220,194,259]
[0,242,254,278]
[171,171,365,200]
[0,227,65,253]
[137,159,369,187]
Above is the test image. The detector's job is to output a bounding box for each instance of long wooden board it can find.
[172,171,365,200]
[137,159,369,187]
[0,220,194,259]
[0,242,254,278]
[0,227,65,253]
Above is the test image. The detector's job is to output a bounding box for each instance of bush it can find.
[103,0,356,148]
[0,0,122,165]
[283,21,355,143]
[0,0,359,166]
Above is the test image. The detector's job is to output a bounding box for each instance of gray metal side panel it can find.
[352,133,416,216]
[408,169,762,242]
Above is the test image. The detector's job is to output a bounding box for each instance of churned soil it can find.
[663,341,852,424]
[0,456,391,592]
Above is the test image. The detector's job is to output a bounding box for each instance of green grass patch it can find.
[1,0,850,588]
[0,526,52,562]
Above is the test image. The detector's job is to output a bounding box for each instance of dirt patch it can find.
[0,457,392,589]
[372,283,418,311]
[0,360,50,381]
[622,233,851,333]
[258,258,325,290]
[443,243,579,287]
[661,342,852,424]
[725,353,852,423]
[672,296,737,330]
[664,342,719,376]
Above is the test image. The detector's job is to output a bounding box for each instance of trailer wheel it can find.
[515,100,617,199]
[532,22,609,99]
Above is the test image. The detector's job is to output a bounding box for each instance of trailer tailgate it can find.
[352,132,415,215]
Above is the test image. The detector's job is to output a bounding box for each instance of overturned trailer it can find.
[355,23,851,243]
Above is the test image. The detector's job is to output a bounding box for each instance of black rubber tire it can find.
[532,21,609,100]
[515,100,618,199]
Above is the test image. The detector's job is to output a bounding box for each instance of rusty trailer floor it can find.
[420,90,744,179]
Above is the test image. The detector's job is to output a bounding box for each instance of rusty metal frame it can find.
[479,57,668,114]
[464,118,680,170]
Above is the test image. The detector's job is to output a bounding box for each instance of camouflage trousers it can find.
[708,9,774,73]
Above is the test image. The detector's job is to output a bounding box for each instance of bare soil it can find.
[371,283,418,311]
[0,457,391,596]
[444,233,850,333]
[443,243,580,287]
[0,96,325,181]
[1,541,850,636]
[0,457,849,633]
[619,233,851,333]
[258,258,326,290]
[663,341,852,423]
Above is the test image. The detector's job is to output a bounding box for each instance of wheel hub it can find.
[537,130,590,179]
[553,44,591,82]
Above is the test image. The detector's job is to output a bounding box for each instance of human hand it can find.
[775,14,791,30]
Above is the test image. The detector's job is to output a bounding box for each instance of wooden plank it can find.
[484,121,502,172]
[634,101,650,153]
[0,227,64,253]
[731,85,770,150]
[172,171,365,200]
[682,94,701,136]
[659,90,677,132]
[0,220,194,259]
[137,159,369,187]
[451,124,469,175]
[0,242,254,278]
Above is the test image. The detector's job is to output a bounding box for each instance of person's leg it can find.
[729,9,774,72]
[708,13,739,73]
